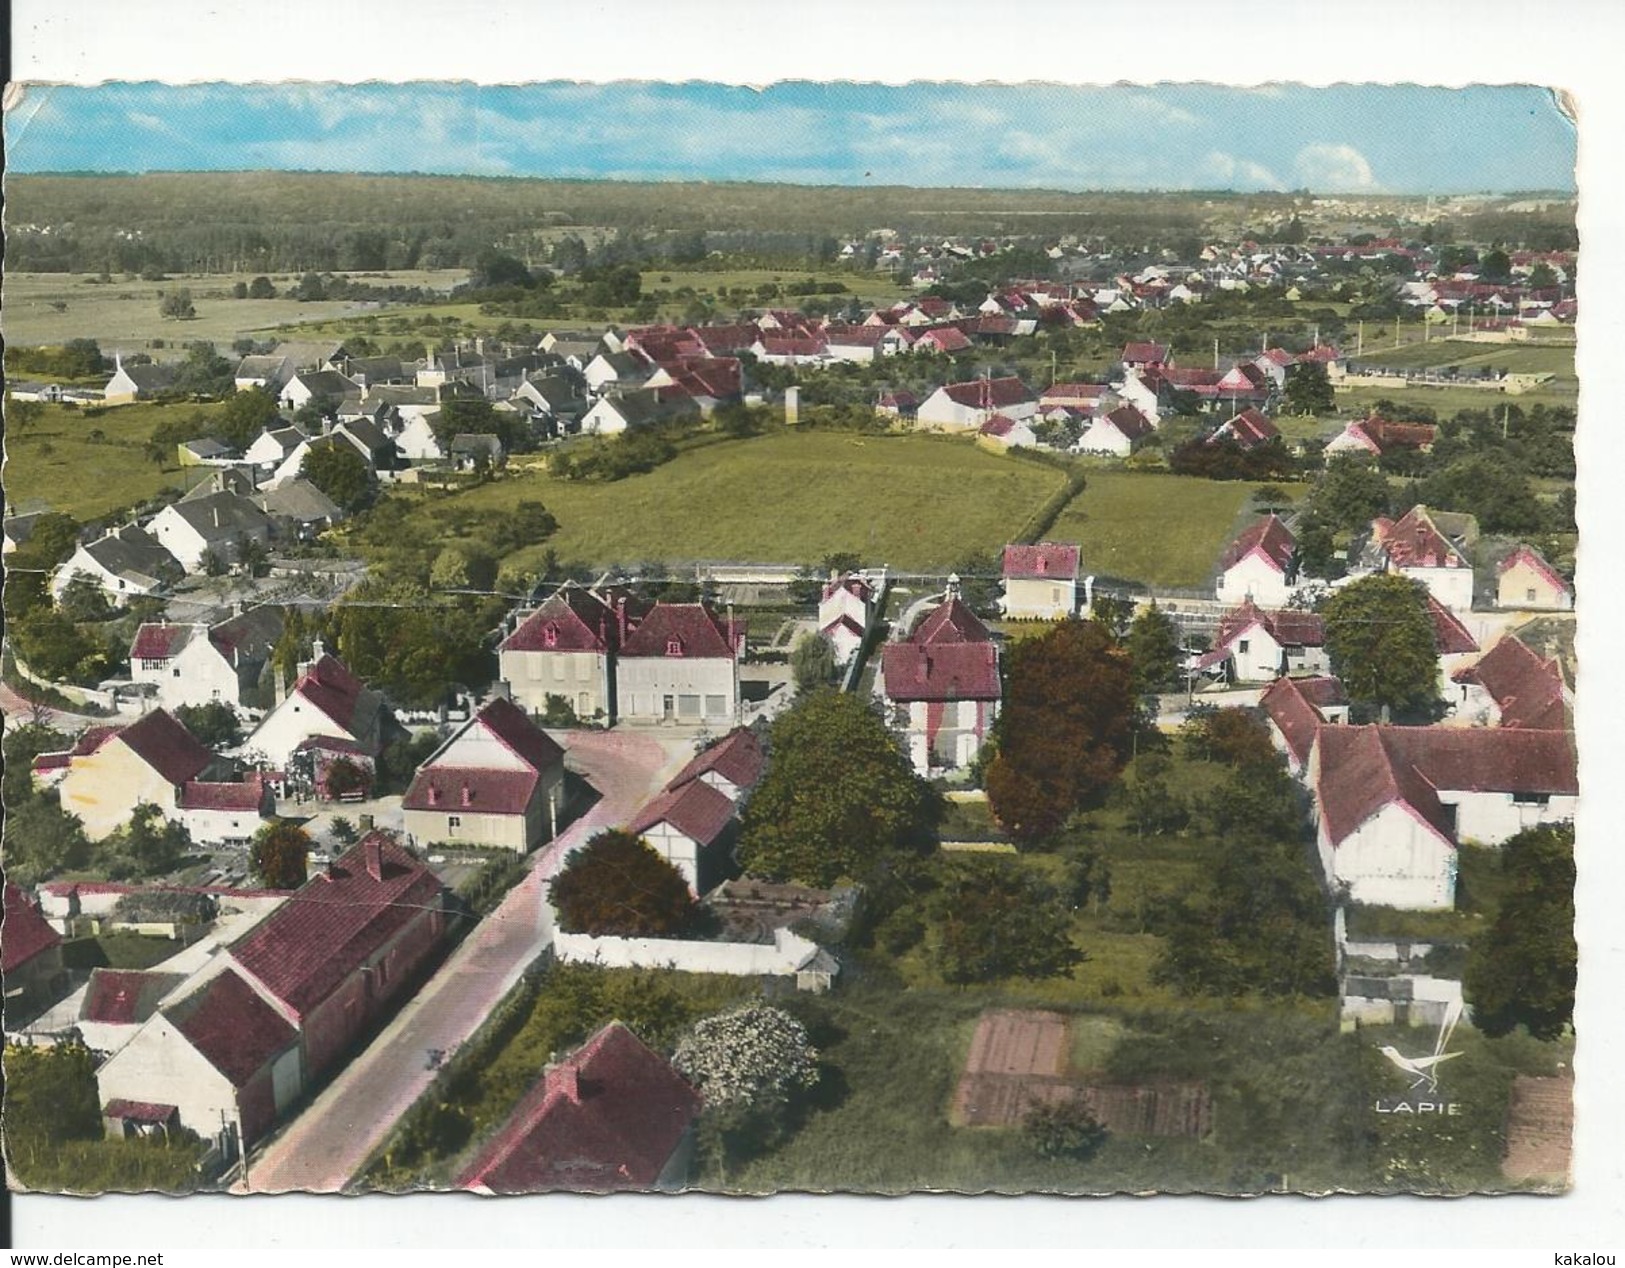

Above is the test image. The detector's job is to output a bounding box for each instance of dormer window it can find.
[666,637,684,656]
[543,623,559,649]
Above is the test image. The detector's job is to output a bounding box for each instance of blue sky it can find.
[4,81,1575,193]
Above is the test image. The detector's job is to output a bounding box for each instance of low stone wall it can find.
[552,925,832,989]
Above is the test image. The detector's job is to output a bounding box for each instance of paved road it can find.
[238,728,689,1193]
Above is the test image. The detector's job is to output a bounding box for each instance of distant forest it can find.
[5,172,1578,276]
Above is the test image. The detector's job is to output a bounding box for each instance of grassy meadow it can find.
[1048,470,1296,589]
[3,400,221,519]
[390,430,1072,572]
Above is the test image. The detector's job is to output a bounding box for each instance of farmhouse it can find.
[1451,634,1572,731]
[878,588,1001,776]
[664,726,765,805]
[1495,544,1573,611]
[52,525,181,606]
[233,356,294,394]
[1358,505,1475,612]
[253,479,345,538]
[580,389,700,436]
[402,697,568,853]
[129,603,287,714]
[915,377,1037,431]
[244,644,389,770]
[1076,403,1155,456]
[1325,416,1438,458]
[500,584,629,720]
[148,493,273,574]
[97,834,447,1153]
[1207,407,1280,451]
[1194,601,1328,684]
[103,358,177,405]
[818,573,876,667]
[615,603,745,727]
[1259,674,1350,774]
[977,413,1037,449]
[1120,342,1170,373]
[1214,514,1298,607]
[1308,725,1577,909]
[999,542,1080,620]
[457,1022,701,1194]
[3,883,67,1028]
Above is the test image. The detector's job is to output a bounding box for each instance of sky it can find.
[3,81,1575,194]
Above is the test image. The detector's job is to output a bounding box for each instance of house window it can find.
[173,668,182,678]
[666,638,684,656]
[678,694,701,718]
[1238,639,1250,654]
[1512,791,1551,807]
[447,815,462,833]
[1527,588,1537,603]
[543,623,558,649]
[705,694,726,716]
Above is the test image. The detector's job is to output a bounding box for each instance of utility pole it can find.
[1357,320,1364,357]
[1213,336,1220,371]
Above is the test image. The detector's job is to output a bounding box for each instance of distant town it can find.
[3,178,1577,1196]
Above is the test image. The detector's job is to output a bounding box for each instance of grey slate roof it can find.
[164,492,273,542]
[80,526,180,584]
[254,479,344,525]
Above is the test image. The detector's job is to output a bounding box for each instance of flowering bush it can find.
[672,1003,819,1112]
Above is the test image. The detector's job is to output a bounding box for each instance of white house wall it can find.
[95,1014,241,1143]
[617,657,739,724]
[1445,791,1578,846]
[1216,553,1295,606]
[1327,803,1457,910]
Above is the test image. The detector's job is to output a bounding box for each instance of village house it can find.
[999,542,1080,620]
[233,355,294,395]
[1193,601,1328,684]
[280,368,360,414]
[402,697,568,853]
[457,1022,701,1194]
[1207,407,1281,451]
[243,644,390,772]
[1120,341,1171,373]
[579,388,700,436]
[615,603,746,727]
[1355,504,1476,612]
[96,833,447,1154]
[77,968,189,1057]
[252,479,344,540]
[1495,544,1573,611]
[103,357,177,405]
[52,525,181,606]
[1307,724,1577,909]
[1076,403,1155,456]
[1259,674,1351,775]
[878,586,1001,776]
[3,883,67,1029]
[625,726,765,893]
[1324,415,1438,459]
[583,351,650,396]
[499,585,629,721]
[915,377,1038,431]
[243,425,310,476]
[664,726,765,805]
[1451,633,1572,731]
[1214,514,1299,607]
[129,603,288,715]
[148,492,273,574]
[977,413,1038,450]
[818,573,876,667]
[43,709,271,843]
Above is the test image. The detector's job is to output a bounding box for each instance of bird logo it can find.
[1379,997,1463,1093]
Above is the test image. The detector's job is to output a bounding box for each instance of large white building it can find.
[614,603,745,727]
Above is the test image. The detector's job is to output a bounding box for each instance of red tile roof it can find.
[32,725,119,773]
[1426,595,1480,656]
[912,596,992,646]
[881,640,1001,702]
[293,654,370,732]
[102,1099,179,1124]
[1361,418,1438,454]
[1200,602,1325,669]
[1218,514,1296,575]
[166,970,298,1087]
[1102,404,1155,441]
[979,414,1020,438]
[403,768,539,816]
[1497,544,1570,595]
[81,968,185,1025]
[131,623,194,661]
[1040,382,1109,405]
[755,334,827,358]
[1003,543,1080,581]
[1375,506,1469,570]
[229,834,443,1018]
[1315,724,1577,848]
[3,883,62,974]
[917,327,973,353]
[472,697,566,774]
[938,376,1032,409]
[1212,408,1280,449]
[177,774,269,813]
[1260,675,1345,768]
[620,603,743,660]
[1452,635,1570,730]
[629,777,737,847]
[1122,342,1169,364]
[457,1022,701,1193]
[665,728,765,798]
[116,709,213,786]
[820,574,873,605]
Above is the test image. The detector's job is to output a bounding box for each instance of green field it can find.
[4,401,220,519]
[402,430,1072,572]
[2,271,466,351]
[1048,471,1295,589]
[1352,337,1575,378]
[1337,382,1577,418]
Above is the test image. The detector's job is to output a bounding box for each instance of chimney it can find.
[428,784,440,806]
[489,679,512,703]
[363,834,384,882]
[617,596,629,644]
[555,1064,581,1104]
[311,637,326,665]
[212,507,221,529]
[461,782,472,807]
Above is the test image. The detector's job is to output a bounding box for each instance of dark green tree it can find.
[1464,823,1575,1040]
[737,691,932,886]
[933,858,1085,984]
[159,288,196,321]
[301,441,375,513]
[100,804,193,880]
[213,387,282,450]
[1023,1099,1110,1161]
[1308,456,1392,533]
[174,701,244,750]
[251,820,312,890]
[986,619,1136,844]
[1127,602,1182,695]
[1283,361,1336,415]
[790,632,838,692]
[1479,248,1512,283]
[549,830,698,936]
[248,275,277,299]
[57,572,116,623]
[1322,574,1440,720]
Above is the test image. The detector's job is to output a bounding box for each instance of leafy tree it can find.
[1118,753,1189,839]
[429,543,499,593]
[549,829,698,936]
[301,441,375,513]
[1293,513,1342,580]
[99,804,193,880]
[57,571,116,623]
[170,342,236,397]
[213,387,281,450]
[738,690,932,886]
[251,820,312,889]
[159,288,196,320]
[1479,248,1512,283]
[986,619,1136,844]
[295,272,327,301]
[1088,593,1135,641]
[1322,574,1440,721]
[1183,707,1277,769]
[248,275,277,299]
[1023,1099,1109,1161]
[1127,602,1182,695]
[322,757,370,800]
[232,280,249,299]
[328,815,360,846]
[1527,262,1558,290]
[1283,361,1336,415]
[13,607,105,683]
[1464,823,1575,1040]
[1,794,94,885]
[293,392,343,430]
[1309,457,1392,531]
[174,700,243,750]
[933,857,1085,984]
[672,1003,819,1114]
[2,1039,103,1143]
[471,248,534,290]
[790,632,837,692]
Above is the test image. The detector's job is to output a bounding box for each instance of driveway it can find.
[237,726,690,1194]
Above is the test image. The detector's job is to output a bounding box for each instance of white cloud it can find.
[127,111,169,132]
[1124,94,1200,127]
[1294,142,1379,191]
[1198,150,1284,190]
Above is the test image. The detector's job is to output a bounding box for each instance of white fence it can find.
[552,925,833,990]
